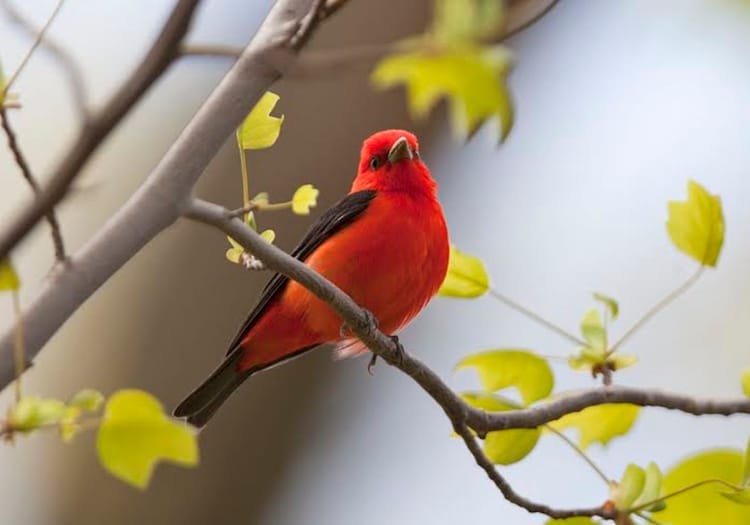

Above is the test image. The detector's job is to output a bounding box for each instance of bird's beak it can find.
[387,136,413,164]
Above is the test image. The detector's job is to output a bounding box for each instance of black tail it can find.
[174,348,251,428]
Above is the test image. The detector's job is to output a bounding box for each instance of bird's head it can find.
[351,129,437,195]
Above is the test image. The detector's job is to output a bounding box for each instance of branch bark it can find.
[0,0,339,386]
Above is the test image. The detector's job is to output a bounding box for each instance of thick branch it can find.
[0,0,201,262]
[0,0,338,387]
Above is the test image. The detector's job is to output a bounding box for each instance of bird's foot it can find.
[339,308,379,338]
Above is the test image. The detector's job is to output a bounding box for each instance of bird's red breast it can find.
[237,130,449,371]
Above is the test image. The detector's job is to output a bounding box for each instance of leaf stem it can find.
[236,132,250,223]
[609,266,704,354]
[487,287,586,346]
[545,424,610,484]
[628,478,742,514]
[3,0,66,95]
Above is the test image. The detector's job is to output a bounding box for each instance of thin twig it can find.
[2,0,66,95]
[545,424,611,484]
[0,0,202,263]
[454,423,613,519]
[488,288,586,346]
[182,198,750,520]
[0,107,66,261]
[1,0,89,119]
[628,478,742,514]
[609,266,705,354]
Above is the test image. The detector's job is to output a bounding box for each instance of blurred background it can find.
[1,0,750,523]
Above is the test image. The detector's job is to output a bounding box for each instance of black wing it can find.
[224,189,377,354]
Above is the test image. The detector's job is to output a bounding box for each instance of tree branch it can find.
[181,197,750,519]
[0,0,343,387]
[0,0,202,263]
[0,107,66,261]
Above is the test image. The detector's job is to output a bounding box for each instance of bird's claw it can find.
[367,354,378,375]
[389,334,406,366]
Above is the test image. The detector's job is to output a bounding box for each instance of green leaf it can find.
[610,354,638,371]
[742,369,750,397]
[291,184,319,215]
[259,229,275,244]
[613,463,646,510]
[96,389,198,489]
[666,179,724,267]
[461,393,540,465]
[372,46,513,140]
[593,292,619,320]
[68,389,104,412]
[580,308,606,352]
[549,403,640,450]
[438,245,489,298]
[251,192,270,207]
[237,91,284,150]
[655,449,750,524]
[456,349,553,404]
[0,259,20,291]
[721,489,750,505]
[432,0,505,43]
[9,397,67,432]
[545,519,599,525]
[633,462,665,512]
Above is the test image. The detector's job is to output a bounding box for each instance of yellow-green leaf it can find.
[68,389,104,412]
[632,462,665,512]
[654,449,750,524]
[742,369,750,397]
[259,229,275,244]
[593,292,619,320]
[237,91,284,150]
[60,406,82,443]
[614,463,646,510]
[432,0,505,43]
[372,46,513,140]
[610,354,638,371]
[666,180,724,267]
[438,245,489,298]
[0,259,20,291]
[9,397,66,432]
[456,349,553,404]
[291,184,319,215]
[462,393,540,465]
[549,404,639,450]
[251,192,270,207]
[96,389,198,489]
[580,308,606,352]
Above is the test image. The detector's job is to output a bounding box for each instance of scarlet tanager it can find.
[175,130,449,426]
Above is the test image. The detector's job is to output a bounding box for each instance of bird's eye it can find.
[369,156,381,170]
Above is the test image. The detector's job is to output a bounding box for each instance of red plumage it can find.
[175,129,449,426]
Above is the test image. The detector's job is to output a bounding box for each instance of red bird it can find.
[175,130,449,426]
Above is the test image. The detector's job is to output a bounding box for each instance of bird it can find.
[174,129,450,427]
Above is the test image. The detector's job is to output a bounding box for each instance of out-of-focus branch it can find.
[1,0,66,96]
[1,0,89,119]
[0,0,346,386]
[0,0,202,263]
[0,107,66,260]
[182,197,750,520]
